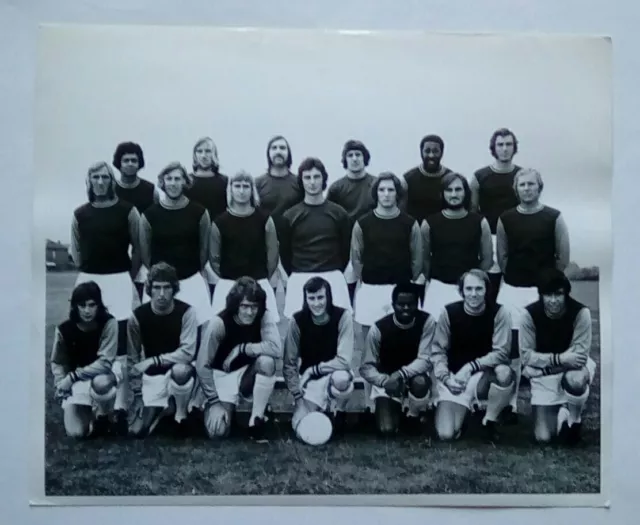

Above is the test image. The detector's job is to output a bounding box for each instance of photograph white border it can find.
[28,24,613,509]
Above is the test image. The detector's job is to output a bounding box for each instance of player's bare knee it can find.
[494,364,515,387]
[90,373,116,394]
[170,363,195,385]
[254,355,276,376]
[562,369,589,396]
[408,374,431,398]
[330,370,352,392]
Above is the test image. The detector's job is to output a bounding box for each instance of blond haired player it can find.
[430,270,515,443]
[184,137,229,298]
[496,168,570,417]
[210,171,279,320]
[140,162,212,327]
[70,161,141,428]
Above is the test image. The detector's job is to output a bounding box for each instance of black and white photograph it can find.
[31,26,612,505]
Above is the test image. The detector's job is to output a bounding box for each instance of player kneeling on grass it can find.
[194,276,282,440]
[431,269,515,442]
[127,262,198,437]
[283,277,356,445]
[520,269,597,446]
[359,283,436,436]
[50,281,123,438]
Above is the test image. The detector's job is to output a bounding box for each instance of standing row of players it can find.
[52,129,594,445]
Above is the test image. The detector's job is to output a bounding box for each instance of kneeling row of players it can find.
[51,263,596,446]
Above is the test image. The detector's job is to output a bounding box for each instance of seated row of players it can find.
[51,265,596,446]
[69,130,571,428]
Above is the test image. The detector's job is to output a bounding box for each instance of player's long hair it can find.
[266,135,292,169]
[301,276,335,315]
[157,162,193,193]
[513,167,544,198]
[226,170,261,209]
[536,268,572,297]
[440,172,472,210]
[391,282,425,306]
[112,142,145,171]
[489,128,519,159]
[419,134,445,155]
[341,140,371,169]
[371,171,404,205]
[144,262,180,298]
[457,269,491,297]
[225,276,267,321]
[86,161,117,202]
[192,137,220,173]
[69,281,110,324]
[297,157,329,192]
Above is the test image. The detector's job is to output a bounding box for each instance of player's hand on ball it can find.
[445,375,465,395]
[561,351,587,369]
[206,401,229,436]
[384,372,405,397]
[222,346,241,372]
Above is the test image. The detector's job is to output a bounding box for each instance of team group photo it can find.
[34,28,611,499]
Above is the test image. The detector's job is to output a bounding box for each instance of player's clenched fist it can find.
[560,351,587,370]
[444,375,465,395]
[383,371,405,398]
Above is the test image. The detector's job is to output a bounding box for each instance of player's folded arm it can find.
[474,306,512,371]
[282,319,304,400]
[74,318,119,382]
[244,311,282,359]
[359,325,389,387]
[431,310,453,382]
[156,307,198,365]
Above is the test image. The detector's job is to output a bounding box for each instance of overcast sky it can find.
[34,27,611,267]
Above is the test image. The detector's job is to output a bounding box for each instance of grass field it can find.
[43,272,601,496]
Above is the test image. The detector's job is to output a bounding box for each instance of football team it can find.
[50,129,596,447]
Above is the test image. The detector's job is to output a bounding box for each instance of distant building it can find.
[46,240,74,271]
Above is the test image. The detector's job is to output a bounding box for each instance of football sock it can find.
[90,385,117,417]
[483,381,514,424]
[249,374,276,427]
[168,376,195,423]
[565,390,588,426]
[113,364,129,412]
[509,358,521,411]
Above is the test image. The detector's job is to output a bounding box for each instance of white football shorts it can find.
[529,357,597,406]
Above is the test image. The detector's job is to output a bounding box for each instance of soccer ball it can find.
[295,411,333,446]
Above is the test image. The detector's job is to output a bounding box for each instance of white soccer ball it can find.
[295,411,333,446]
